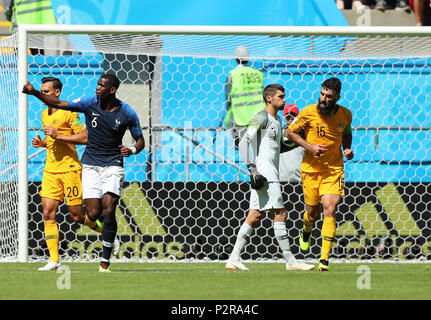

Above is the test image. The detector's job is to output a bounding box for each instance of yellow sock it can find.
[44,220,59,263]
[320,217,336,262]
[303,211,314,234]
[84,215,102,233]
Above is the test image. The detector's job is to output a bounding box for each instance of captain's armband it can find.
[343,125,352,135]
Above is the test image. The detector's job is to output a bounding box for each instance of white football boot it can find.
[286,262,315,271]
[38,260,61,271]
[225,260,250,271]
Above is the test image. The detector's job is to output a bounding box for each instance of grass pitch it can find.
[0,262,430,300]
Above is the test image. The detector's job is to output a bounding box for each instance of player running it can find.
[225,84,315,271]
[24,74,145,272]
[32,77,106,271]
[286,77,354,271]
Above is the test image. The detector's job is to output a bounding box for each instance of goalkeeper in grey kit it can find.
[225,84,315,271]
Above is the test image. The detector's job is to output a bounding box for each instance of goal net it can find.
[2,26,431,262]
[0,33,19,261]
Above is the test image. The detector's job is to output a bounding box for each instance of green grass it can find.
[0,262,430,300]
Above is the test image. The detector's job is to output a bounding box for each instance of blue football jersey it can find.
[68,95,142,167]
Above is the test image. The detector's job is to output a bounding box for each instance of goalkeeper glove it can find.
[247,164,267,190]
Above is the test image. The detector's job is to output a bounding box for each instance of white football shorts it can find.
[249,181,284,211]
[82,164,125,199]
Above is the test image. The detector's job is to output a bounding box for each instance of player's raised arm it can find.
[23,80,69,110]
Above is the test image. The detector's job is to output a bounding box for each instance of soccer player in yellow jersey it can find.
[33,77,102,271]
[286,77,354,271]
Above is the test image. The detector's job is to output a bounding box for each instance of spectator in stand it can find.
[375,0,411,12]
[336,0,366,10]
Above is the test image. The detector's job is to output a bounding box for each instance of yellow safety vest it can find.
[226,66,265,127]
[14,0,56,25]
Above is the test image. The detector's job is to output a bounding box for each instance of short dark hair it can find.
[263,84,284,103]
[100,73,120,89]
[322,77,342,95]
[41,77,63,91]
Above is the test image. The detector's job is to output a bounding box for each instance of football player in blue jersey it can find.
[23,73,145,272]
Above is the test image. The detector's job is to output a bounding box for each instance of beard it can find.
[318,99,336,116]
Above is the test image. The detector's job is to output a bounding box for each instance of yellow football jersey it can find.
[41,109,85,173]
[288,103,352,173]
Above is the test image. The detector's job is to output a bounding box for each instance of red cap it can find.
[283,104,299,117]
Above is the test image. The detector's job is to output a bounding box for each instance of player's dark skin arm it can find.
[286,128,328,156]
[119,135,145,157]
[23,81,70,109]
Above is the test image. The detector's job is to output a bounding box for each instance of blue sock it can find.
[101,219,117,262]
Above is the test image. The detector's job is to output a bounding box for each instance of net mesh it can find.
[1,31,430,262]
[25,33,431,58]
[0,33,19,260]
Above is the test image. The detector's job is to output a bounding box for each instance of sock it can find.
[84,215,102,233]
[274,222,297,265]
[230,222,253,261]
[101,218,117,262]
[43,220,59,263]
[302,211,314,241]
[320,217,336,262]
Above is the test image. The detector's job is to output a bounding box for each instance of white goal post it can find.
[7,25,431,262]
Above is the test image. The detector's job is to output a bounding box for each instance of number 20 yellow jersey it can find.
[288,103,352,173]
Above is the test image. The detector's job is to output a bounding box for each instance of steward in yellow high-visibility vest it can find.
[10,0,57,32]
[224,45,265,149]
[224,45,265,128]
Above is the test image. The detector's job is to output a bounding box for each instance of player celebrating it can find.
[33,77,104,271]
[286,77,354,271]
[225,84,315,271]
[23,74,145,272]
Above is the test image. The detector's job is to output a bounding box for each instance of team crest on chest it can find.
[113,118,121,131]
